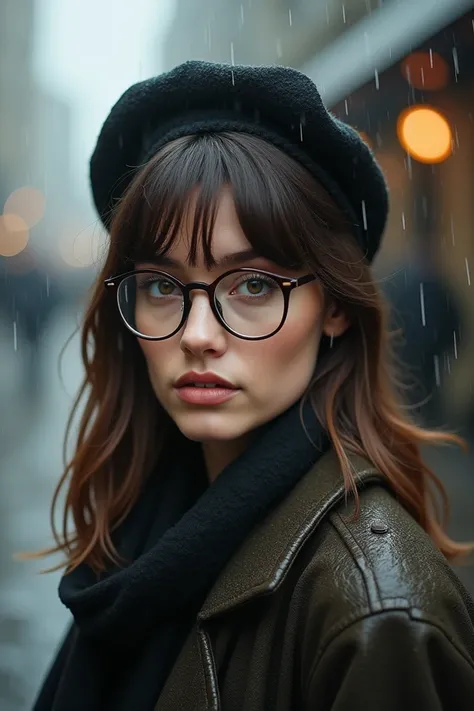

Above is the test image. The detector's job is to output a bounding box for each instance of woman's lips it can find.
[174,385,240,405]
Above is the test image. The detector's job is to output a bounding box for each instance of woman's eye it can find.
[234,276,274,297]
[147,279,177,296]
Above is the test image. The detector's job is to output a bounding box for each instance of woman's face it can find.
[137,188,347,444]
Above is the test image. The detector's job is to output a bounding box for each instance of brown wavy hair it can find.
[25,131,474,574]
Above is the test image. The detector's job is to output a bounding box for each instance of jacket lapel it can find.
[156,450,382,710]
[199,450,381,621]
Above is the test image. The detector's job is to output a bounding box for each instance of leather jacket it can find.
[155,451,474,710]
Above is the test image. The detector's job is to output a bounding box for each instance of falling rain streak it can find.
[419,282,426,327]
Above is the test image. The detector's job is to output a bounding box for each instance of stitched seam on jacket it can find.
[330,509,383,612]
[308,608,474,687]
[197,627,221,710]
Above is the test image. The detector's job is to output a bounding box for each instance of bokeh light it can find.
[59,222,107,268]
[4,187,46,228]
[401,51,450,91]
[397,106,452,164]
[0,214,30,257]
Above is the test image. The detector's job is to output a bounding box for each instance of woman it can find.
[32,61,474,711]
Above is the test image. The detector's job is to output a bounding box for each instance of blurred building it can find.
[0,0,36,203]
[161,0,372,69]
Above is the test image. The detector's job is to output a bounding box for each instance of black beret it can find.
[90,60,389,263]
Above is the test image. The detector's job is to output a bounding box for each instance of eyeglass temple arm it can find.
[295,274,317,287]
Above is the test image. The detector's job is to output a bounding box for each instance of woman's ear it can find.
[321,302,350,338]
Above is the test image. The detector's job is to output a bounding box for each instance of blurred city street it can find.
[0,305,82,710]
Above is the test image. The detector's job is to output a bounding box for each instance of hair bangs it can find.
[110,132,323,273]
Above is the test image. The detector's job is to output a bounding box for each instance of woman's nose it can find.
[179,293,227,356]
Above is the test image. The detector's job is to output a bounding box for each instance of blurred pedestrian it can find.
[0,250,63,403]
[383,258,461,426]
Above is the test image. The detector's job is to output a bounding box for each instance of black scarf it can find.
[33,399,328,711]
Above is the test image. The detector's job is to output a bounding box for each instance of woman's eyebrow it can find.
[153,248,261,268]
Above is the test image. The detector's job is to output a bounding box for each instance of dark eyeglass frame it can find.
[104,267,317,341]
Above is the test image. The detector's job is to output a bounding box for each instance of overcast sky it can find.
[33,0,175,202]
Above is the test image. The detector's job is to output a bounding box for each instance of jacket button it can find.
[371,520,389,534]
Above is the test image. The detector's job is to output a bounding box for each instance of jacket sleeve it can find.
[304,610,474,710]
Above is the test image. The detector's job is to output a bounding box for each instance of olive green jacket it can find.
[156,451,474,710]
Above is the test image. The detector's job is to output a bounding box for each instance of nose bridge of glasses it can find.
[183,280,214,298]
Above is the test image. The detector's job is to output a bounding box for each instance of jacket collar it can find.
[198,450,381,622]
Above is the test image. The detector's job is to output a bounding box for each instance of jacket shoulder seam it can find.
[310,608,474,684]
[329,508,384,612]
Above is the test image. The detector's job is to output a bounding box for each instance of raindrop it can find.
[452,48,459,79]
[422,196,428,219]
[240,4,244,24]
[401,212,406,230]
[374,69,379,90]
[230,42,235,66]
[325,4,330,25]
[454,125,460,148]
[465,257,471,287]
[13,320,18,352]
[453,330,458,360]
[288,8,292,26]
[419,282,426,327]
[446,354,451,375]
[342,4,346,23]
[299,122,304,142]
[433,355,440,387]
[46,275,50,298]
[344,99,349,116]
[361,200,367,231]
[450,216,455,246]
[231,70,235,86]
[429,48,434,68]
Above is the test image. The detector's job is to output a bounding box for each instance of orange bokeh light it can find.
[4,186,45,228]
[0,214,30,257]
[397,106,452,164]
[401,52,450,91]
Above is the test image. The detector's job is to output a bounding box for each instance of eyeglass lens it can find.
[117,270,286,339]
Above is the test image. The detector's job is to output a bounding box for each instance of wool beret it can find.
[90,60,389,263]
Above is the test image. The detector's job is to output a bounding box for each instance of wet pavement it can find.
[0,306,473,710]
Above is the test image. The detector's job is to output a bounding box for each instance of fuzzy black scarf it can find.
[33,399,328,711]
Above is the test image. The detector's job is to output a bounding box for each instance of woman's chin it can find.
[173,410,253,443]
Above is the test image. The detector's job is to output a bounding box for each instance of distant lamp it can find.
[0,214,29,257]
[397,106,452,164]
[401,52,449,91]
[4,187,45,228]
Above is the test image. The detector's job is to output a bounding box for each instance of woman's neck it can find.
[202,435,255,483]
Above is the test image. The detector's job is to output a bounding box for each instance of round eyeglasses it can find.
[104,267,317,341]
